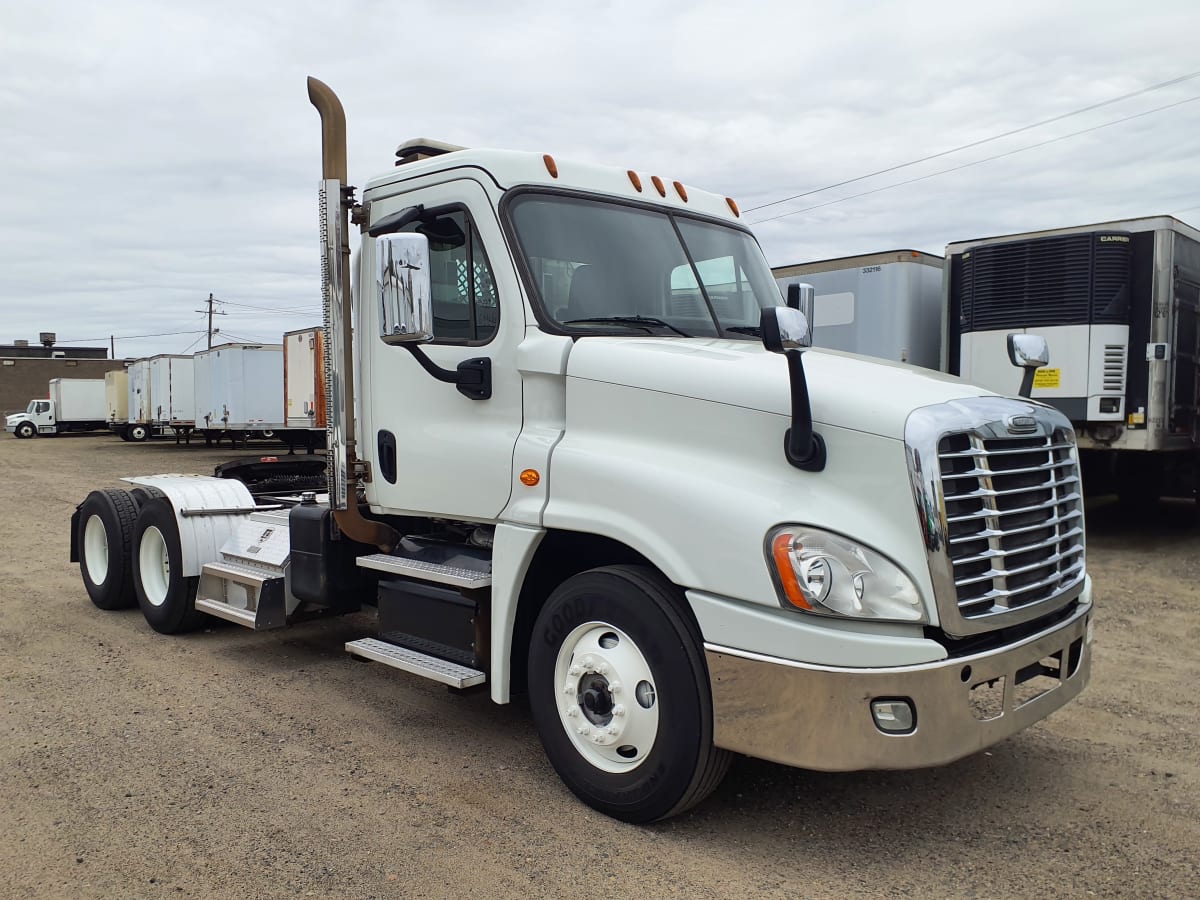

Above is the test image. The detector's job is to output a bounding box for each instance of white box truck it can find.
[773,250,945,370]
[193,343,285,444]
[69,78,1093,823]
[7,378,107,437]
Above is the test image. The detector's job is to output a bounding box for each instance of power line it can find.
[218,299,316,314]
[59,329,207,343]
[748,94,1200,226]
[744,68,1200,214]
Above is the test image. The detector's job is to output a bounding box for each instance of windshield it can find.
[508,193,782,338]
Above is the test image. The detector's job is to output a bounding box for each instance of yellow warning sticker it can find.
[1033,368,1061,389]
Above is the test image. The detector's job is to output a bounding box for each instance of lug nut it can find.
[566,705,579,718]
[609,682,621,694]
[612,704,625,717]
[568,665,582,677]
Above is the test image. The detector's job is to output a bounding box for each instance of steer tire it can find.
[76,489,140,610]
[527,565,732,823]
[128,423,150,443]
[132,498,205,634]
[15,421,35,439]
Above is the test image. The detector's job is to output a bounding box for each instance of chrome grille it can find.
[906,397,1087,638]
[938,430,1084,619]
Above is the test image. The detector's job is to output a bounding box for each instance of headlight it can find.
[765,526,926,623]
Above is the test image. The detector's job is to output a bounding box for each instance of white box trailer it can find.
[194,343,285,438]
[773,250,945,370]
[148,354,195,428]
[127,359,152,427]
[284,327,327,428]
[105,370,128,425]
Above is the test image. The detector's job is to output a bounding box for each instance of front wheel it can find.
[527,565,731,823]
[128,423,149,442]
[14,421,35,439]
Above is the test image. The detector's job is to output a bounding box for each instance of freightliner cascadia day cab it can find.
[69,79,1093,822]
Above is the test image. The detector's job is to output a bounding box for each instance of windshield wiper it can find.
[563,316,692,337]
[724,325,761,336]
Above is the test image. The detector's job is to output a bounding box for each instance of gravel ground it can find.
[1,433,1197,899]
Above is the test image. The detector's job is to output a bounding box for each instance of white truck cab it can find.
[7,399,55,437]
[70,79,1092,822]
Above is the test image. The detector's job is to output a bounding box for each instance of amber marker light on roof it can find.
[543,155,558,178]
[673,181,688,202]
[771,533,812,610]
[650,175,666,197]
[520,469,541,486]
[627,170,643,192]
[725,197,740,217]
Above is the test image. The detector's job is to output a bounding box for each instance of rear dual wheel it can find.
[131,498,206,634]
[77,489,140,609]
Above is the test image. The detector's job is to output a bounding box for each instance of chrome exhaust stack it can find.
[308,76,398,552]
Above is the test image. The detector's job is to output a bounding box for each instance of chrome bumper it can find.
[706,601,1092,771]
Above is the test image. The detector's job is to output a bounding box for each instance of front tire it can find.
[132,498,205,634]
[128,423,149,442]
[527,565,731,822]
[76,489,139,609]
[14,421,35,439]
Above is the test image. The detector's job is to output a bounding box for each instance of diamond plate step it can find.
[196,559,287,630]
[345,638,486,688]
[355,554,492,589]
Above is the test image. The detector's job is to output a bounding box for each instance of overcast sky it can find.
[2,1,1198,356]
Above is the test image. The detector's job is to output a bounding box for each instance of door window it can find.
[400,209,499,344]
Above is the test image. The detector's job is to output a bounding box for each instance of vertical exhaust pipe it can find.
[307,76,398,552]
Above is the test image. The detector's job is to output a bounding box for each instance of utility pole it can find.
[195,292,227,350]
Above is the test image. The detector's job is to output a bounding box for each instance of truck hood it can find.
[565,337,992,440]
[5,413,25,425]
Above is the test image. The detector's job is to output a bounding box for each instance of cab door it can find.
[360,177,524,521]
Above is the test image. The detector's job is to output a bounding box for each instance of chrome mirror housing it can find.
[1007,333,1050,369]
[377,233,434,344]
[761,305,812,353]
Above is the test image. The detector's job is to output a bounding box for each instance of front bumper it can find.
[706,599,1092,771]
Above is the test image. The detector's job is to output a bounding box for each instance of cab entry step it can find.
[355,553,492,589]
[345,638,486,688]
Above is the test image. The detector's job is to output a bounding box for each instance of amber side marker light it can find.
[673,181,688,202]
[520,469,541,486]
[650,175,667,197]
[771,533,812,610]
[543,155,558,178]
[725,197,740,217]
[627,170,643,192]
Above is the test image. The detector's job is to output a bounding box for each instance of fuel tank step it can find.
[345,638,486,688]
[355,554,492,589]
[195,559,287,630]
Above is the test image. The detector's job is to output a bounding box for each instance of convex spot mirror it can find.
[377,233,434,344]
[761,305,812,353]
[1007,333,1050,369]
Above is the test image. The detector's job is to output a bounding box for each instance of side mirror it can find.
[785,282,816,330]
[377,233,433,344]
[762,305,812,352]
[761,306,825,472]
[1007,333,1049,369]
[1007,333,1050,399]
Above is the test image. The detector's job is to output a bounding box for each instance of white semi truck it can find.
[69,78,1093,822]
[7,378,108,437]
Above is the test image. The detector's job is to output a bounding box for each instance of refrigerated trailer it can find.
[282,327,327,452]
[149,354,195,435]
[773,250,944,369]
[105,370,128,428]
[947,216,1200,504]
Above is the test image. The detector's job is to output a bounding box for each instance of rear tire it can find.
[132,498,205,634]
[15,421,35,439]
[76,489,139,610]
[527,565,731,822]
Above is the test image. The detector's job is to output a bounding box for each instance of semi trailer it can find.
[70,77,1093,822]
[947,216,1200,507]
